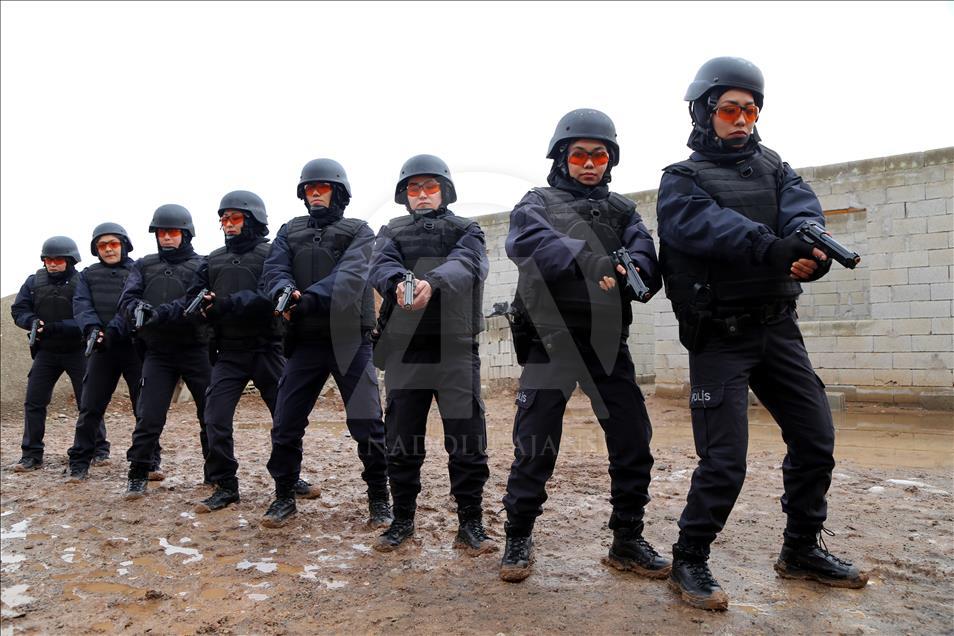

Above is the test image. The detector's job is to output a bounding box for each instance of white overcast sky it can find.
[2,1,952,296]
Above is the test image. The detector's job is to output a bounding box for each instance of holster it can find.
[509,296,536,366]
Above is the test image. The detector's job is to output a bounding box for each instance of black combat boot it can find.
[668,543,728,611]
[603,527,672,578]
[499,521,533,582]
[374,516,415,552]
[294,478,321,499]
[13,457,42,472]
[65,465,89,483]
[125,467,149,501]
[454,506,496,555]
[775,529,868,589]
[367,488,393,529]
[261,489,297,528]
[195,479,240,513]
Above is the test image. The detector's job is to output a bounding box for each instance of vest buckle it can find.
[424,220,435,231]
[740,165,754,178]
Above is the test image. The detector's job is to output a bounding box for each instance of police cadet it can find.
[187,191,319,513]
[11,236,106,472]
[67,223,156,481]
[369,155,491,553]
[499,109,670,582]
[657,57,867,611]
[259,158,390,529]
[118,204,212,500]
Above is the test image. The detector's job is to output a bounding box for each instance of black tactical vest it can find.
[139,253,209,346]
[207,242,282,347]
[517,187,635,331]
[33,269,81,350]
[84,261,132,325]
[659,147,802,308]
[283,216,375,339]
[384,211,485,336]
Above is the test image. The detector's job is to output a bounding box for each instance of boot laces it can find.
[370,499,391,517]
[634,536,661,558]
[384,518,412,540]
[686,561,718,588]
[815,527,852,567]
[462,518,488,542]
[506,535,531,557]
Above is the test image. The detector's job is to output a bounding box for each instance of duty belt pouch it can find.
[371,330,389,370]
[678,311,711,353]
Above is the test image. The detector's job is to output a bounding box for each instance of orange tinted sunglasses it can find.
[406,180,441,197]
[42,256,66,265]
[219,212,246,226]
[567,149,611,167]
[96,240,122,251]
[714,103,759,124]
[304,182,333,196]
[156,228,182,238]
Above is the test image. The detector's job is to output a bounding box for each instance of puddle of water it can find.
[544,403,953,470]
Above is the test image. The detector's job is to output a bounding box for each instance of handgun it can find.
[85,329,100,357]
[795,221,861,269]
[28,319,39,347]
[274,284,295,315]
[611,248,653,302]
[403,271,416,309]
[183,288,210,318]
[134,301,149,330]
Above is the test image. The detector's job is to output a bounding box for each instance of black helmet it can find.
[685,56,765,111]
[40,235,81,264]
[296,158,352,199]
[394,154,457,206]
[546,108,620,166]
[218,190,268,226]
[148,204,195,237]
[89,222,133,256]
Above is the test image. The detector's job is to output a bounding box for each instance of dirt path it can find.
[1,391,952,634]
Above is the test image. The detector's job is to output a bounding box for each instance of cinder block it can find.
[891,318,934,335]
[910,300,951,318]
[835,336,873,353]
[891,284,931,302]
[907,198,948,217]
[913,370,954,388]
[925,182,953,199]
[870,269,908,286]
[905,165,947,184]
[916,232,952,250]
[877,335,912,352]
[931,317,954,334]
[911,335,954,352]
[892,217,928,235]
[909,266,949,285]
[928,249,954,267]
[927,214,953,233]
[871,302,910,319]
[886,184,926,203]
[872,369,913,386]
[890,251,929,268]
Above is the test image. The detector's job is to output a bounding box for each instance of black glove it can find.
[143,304,167,328]
[764,233,816,273]
[102,326,121,350]
[294,292,320,317]
[577,251,614,281]
[42,321,59,336]
[204,294,233,320]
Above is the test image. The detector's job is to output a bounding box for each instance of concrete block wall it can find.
[474,148,954,408]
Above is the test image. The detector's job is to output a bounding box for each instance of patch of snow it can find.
[158,537,203,564]
[351,544,372,554]
[247,593,268,601]
[1,519,31,540]
[236,559,277,573]
[1,584,35,608]
[867,486,886,494]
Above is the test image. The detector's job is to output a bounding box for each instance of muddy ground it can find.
[1,387,952,635]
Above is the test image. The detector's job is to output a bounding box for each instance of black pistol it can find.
[611,248,653,302]
[403,271,416,309]
[487,300,512,319]
[183,288,209,318]
[85,329,99,357]
[795,221,861,269]
[28,319,39,347]
[274,284,295,315]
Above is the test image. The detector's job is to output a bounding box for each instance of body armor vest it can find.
[384,211,485,336]
[284,216,375,339]
[84,261,132,325]
[33,269,81,350]
[517,187,635,331]
[207,242,282,347]
[659,146,802,309]
[139,253,209,346]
